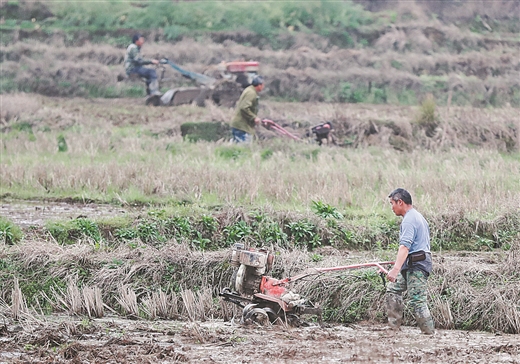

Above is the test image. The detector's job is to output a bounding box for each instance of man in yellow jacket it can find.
[230,76,264,143]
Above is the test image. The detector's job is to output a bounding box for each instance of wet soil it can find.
[0,199,139,228]
[1,316,519,363]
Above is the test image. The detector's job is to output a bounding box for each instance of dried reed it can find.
[116,285,139,318]
[41,279,83,316]
[181,289,202,322]
[82,285,104,318]
[141,290,180,320]
[11,278,27,321]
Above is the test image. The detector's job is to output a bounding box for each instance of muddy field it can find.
[1,315,519,363]
[0,199,142,228]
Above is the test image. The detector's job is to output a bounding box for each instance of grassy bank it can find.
[1,238,519,333]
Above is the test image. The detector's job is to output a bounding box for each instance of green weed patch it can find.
[0,217,23,244]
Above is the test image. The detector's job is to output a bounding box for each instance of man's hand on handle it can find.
[151,59,159,65]
[387,267,400,283]
[386,245,409,283]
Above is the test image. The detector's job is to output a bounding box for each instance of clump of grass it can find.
[141,290,179,320]
[11,277,28,321]
[46,218,101,245]
[116,285,139,318]
[312,200,344,220]
[82,285,104,318]
[418,95,436,124]
[0,217,23,245]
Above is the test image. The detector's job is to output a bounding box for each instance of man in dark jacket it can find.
[124,34,160,96]
[230,76,264,143]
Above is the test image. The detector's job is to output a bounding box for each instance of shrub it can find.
[417,95,437,126]
[57,134,68,152]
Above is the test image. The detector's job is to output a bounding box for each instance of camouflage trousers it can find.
[386,270,435,334]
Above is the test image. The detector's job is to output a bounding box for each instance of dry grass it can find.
[0,93,43,124]
[116,285,139,318]
[2,155,516,215]
[1,98,518,216]
[2,21,519,104]
[40,279,82,316]
[141,290,179,320]
[2,236,520,332]
[11,278,27,321]
[83,285,104,319]
[430,252,520,333]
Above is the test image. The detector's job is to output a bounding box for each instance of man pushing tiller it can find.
[385,188,435,335]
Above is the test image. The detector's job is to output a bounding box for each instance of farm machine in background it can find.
[145,59,260,107]
[220,244,394,326]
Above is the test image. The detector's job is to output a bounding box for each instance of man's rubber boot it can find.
[415,310,435,335]
[385,293,404,330]
[148,79,162,96]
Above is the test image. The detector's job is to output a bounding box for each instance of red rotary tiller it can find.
[220,244,394,326]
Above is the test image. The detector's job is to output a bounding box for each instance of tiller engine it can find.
[220,244,394,326]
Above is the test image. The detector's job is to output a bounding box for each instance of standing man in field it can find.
[385,188,435,335]
[230,76,264,143]
[124,34,161,97]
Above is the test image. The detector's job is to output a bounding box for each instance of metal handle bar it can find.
[262,119,301,141]
[272,261,395,286]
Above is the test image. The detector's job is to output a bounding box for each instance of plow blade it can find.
[160,87,208,106]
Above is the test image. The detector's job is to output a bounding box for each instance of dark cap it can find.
[132,33,143,43]
[251,75,264,87]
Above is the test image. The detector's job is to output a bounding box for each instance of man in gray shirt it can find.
[385,188,435,335]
